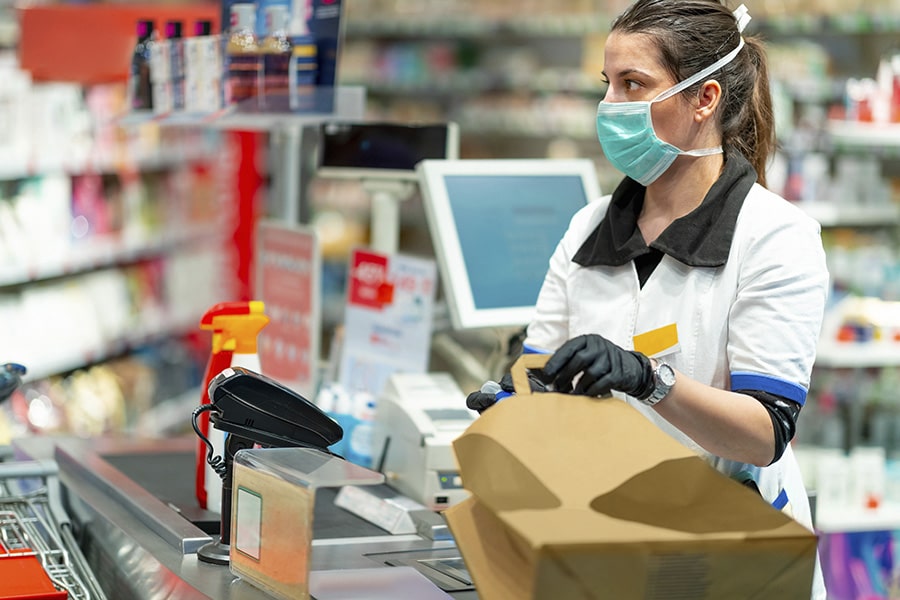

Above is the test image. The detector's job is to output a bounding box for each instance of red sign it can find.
[348,250,394,310]
[256,221,318,396]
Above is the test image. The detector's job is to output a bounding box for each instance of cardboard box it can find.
[445,354,817,600]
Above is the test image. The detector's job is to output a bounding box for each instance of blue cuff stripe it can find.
[730,371,807,405]
[771,489,789,510]
[523,344,551,354]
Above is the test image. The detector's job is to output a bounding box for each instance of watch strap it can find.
[642,361,674,406]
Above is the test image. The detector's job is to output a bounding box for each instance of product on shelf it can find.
[166,20,186,111]
[259,4,291,111]
[841,50,900,125]
[225,3,262,109]
[149,21,173,114]
[120,0,343,117]
[184,19,222,113]
[288,31,317,112]
[128,19,156,110]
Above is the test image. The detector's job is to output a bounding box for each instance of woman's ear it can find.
[695,79,722,122]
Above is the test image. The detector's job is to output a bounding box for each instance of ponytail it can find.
[722,37,775,188]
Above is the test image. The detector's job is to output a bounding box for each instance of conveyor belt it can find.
[102,450,395,539]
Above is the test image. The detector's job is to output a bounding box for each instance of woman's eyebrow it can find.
[604,68,653,79]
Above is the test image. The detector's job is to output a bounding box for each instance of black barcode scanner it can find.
[192,366,343,566]
[207,366,343,450]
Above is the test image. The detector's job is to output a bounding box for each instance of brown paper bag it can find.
[444,354,817,600]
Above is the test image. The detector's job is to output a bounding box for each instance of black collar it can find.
[573,153,758,268]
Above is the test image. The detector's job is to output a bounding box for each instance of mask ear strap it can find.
[653,37,745,103]
[652,4,751,104]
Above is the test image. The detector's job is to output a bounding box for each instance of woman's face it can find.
[601,31,697,149]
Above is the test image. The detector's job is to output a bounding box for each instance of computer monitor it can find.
[417,159,600,330]
[318,122,460,181]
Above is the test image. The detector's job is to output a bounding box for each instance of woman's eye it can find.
[624,79,641,91]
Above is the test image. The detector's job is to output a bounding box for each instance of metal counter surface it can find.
[12,435,477,600]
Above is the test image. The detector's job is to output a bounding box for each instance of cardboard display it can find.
[229,448,384,600]
[18,4,220,84]
[445,354,817,600]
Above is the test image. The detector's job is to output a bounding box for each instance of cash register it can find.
[373,372,477,511]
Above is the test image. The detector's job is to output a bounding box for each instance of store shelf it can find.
[20,314,202,383]
[347,73,605,97]
[344,15,610,38]
[0,146,216,181]
[778,78,844,104]
[116,86,367,132]
[815,340,900,369]
[827,121,900,150]
[0,225,222,288]
[344,12,900,39]
[756,13,900,35]
[799,202,900,228]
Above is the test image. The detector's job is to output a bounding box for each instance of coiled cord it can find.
[191,404,227,480]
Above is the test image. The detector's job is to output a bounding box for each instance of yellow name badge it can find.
[633,323,679,358]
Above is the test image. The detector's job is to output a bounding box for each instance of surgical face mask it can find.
[596,36,746,186]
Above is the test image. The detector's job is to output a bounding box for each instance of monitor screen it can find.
[418,159,600,330]
[318,122,459,181]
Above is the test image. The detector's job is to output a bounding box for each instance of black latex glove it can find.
[0,363,26,404]
[465,370,547,414]
[541,334,653,399]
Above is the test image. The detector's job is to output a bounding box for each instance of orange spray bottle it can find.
[196,301,269,511]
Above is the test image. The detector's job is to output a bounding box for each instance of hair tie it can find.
[733,4,751,33]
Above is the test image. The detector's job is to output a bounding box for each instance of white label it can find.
[235,487,263,560]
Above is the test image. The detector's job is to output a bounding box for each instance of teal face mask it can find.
[596,34,747,186]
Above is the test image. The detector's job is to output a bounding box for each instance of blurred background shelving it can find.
[1,0,900,477]
[0,31,240,442]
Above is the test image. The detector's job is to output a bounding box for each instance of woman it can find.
[467,1,828,597]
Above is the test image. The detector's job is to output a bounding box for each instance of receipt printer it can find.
[373,373,477,511]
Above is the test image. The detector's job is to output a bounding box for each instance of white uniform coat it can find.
[525,155,829,599]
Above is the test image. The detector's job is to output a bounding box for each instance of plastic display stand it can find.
[229,447,385,600]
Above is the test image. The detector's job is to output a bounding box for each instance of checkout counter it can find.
[10,434,477,600]
[6,365,479,600]
[1,341,483,600]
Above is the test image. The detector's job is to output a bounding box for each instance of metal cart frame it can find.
[0,458,107,599]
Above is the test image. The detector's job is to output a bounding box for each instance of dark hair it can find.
[611,0,775,187]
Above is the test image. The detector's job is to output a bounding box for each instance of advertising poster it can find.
[255,220,320,398]
[338,248,437,398]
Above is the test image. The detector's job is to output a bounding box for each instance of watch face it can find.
[658,364,676,387]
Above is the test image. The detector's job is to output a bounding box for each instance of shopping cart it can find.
[0,459,107,599]
[1,362,104,598]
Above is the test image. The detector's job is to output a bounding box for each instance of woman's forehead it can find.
[603,31,665,77]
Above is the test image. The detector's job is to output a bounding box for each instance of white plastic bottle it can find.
[200,306,269,514]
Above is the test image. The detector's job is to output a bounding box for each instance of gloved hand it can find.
[465,370,547,414]
[0,363,26,404]
[541,334,653,399]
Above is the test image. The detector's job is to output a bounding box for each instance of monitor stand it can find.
[363,179,416,254]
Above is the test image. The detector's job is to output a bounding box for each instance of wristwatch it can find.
[642,360,675,406]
